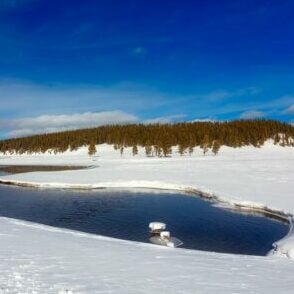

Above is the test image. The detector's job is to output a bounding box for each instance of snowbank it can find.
[1,217,294,294]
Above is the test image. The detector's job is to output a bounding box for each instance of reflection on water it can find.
[0,185,289,256]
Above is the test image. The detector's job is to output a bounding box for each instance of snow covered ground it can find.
[1,217,294,294]
[0,142,294,293]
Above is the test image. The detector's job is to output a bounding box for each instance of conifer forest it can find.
[0,120,293,157]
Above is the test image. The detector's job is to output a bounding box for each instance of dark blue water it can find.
[0,184,288,256]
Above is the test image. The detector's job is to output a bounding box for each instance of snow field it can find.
[0,142,294,293]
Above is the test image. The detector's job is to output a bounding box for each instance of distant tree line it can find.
[0,120,293,157]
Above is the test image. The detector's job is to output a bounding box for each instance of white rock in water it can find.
[149,222,166,231]
[160,231,170,239]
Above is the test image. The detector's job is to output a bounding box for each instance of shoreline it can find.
[1,177,293,259]
[0,178,291,222]
[0,143,293,259]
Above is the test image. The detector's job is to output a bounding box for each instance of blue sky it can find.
[0,0,293,138]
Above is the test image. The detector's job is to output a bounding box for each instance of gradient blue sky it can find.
[0,0,293,138]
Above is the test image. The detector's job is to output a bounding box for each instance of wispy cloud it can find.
[0,80,268,120]
[199,90,231,102]
[193,95,294,119]
[1,111,138,138]
[194,87,261,102]
[0,79,293,138]
[132,46,147,57]
[190,118,217,123]
[0,80,168,116]
[283,104,294,115]
[240,110,265,119]
[144,114,185,124]
[0,0,34,10]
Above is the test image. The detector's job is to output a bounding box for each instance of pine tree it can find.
[88,142,97,157]
[212,140,221,155]
[162,145,172,157]
[120,146,124,157]
[132,145,138,156]
[274,133,280,145]
[200,135,210,155]
[178,144,185,156]
[188,146,194,156]
[154,145,162,157]
[145,145,152,157]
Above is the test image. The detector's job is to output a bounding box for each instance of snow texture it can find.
[0,142,294,293]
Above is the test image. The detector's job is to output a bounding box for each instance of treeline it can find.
[0,120,293,157]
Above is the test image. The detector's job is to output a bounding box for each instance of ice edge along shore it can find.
[0,177,293,259]
[0,142,293,259]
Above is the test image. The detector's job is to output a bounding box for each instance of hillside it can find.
[0,120,293,157]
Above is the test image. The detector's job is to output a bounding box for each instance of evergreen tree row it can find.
[0,120,293,157]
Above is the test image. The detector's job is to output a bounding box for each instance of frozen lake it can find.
[0,183,288,256]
